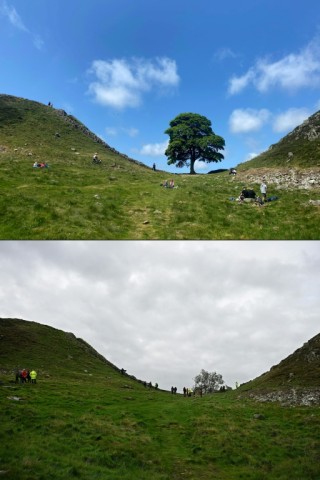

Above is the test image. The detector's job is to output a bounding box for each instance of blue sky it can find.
[1,0,320,173]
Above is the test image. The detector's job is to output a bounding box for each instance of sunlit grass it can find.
[1,95,319,239]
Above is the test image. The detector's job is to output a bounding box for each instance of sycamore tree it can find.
[164,112,225,174]
[194,369,224,394]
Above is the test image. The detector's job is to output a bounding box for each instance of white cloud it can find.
[228,36,320,95]
[0,1,44,50]
[105,126,139,138]
[229,108,271,133]
[124,127,139,138]
[88,57,180,109]
[105,127,118,137]
[273,108,311,133]
[244,152,260,162]
[0,1,28,31]
[33,34,44,51]
[228,70,255,95]
[139,140,168,156]
[194,160,208,170]
[213,47,237,61]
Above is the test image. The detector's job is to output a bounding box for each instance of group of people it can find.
[15,368,37,384]
[33,162,49,168]
[162,179,175,188]
[183,387,202,397]
[238,180,268,205]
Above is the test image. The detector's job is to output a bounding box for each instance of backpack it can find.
[242,189,256,198]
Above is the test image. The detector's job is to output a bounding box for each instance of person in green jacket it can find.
[30,370,37,384]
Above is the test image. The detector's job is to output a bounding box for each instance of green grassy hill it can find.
[0,318,320,479]
[1,94,320,239]
[240,333,320,391]
[237,110,320,170]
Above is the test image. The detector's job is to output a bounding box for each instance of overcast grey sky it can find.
[0,241,319,391]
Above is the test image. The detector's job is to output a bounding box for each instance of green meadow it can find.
[0,95,319,239]
[0,319,319,480]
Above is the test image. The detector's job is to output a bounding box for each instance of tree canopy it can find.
[193,369,224,394]
[164,112,225,174]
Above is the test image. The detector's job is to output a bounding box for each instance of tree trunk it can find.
[190,150,196,174]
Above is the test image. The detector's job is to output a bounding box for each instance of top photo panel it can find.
[1,0,319,239]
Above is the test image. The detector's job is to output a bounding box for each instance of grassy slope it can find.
[239,333,320,392]
[0,318,319,480]
[237,110,320,170]
[1,95,320,240]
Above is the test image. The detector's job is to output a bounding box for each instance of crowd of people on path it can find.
[15,368,37,384]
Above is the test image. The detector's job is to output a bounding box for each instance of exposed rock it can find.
[236,168,320,190]
[240,333,320,406]
[253,413,265,420]
[247,388,320,406]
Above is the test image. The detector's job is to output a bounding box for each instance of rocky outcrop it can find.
[246,388,320,406]
[287,111,320,141]
[239,333,320,405]
[237,168,320,189]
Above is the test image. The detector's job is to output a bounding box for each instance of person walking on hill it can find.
[30,370,37,384]
[260,180,267,201]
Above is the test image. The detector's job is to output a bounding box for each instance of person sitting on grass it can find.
[92,153,101,164]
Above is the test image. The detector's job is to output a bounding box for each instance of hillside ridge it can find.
[1,318,319,405]
[0,318,160,389]
[239,332,320,405]
[0,94,149,170]
[237,108,320,172]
